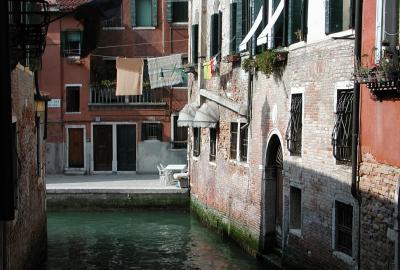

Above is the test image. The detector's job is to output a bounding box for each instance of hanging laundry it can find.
[203,60,212,80]
[147,54,183,89]
[116,57,144,96]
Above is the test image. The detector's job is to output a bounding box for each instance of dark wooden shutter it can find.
[210,13,219,56]
[288,0,302,45]
[325,0,343,34]
[157,123,163,141]
[192,24,199,64]
[236,0,243,52]
[218,11,223,57]
[230,3,237,52]
[167,0,172,22]
[302,0,308,41]
[130,0,137,27]
[152,0,158,26]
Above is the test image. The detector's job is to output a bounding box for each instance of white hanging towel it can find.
[147,54,183,89]
[116,57,144,96]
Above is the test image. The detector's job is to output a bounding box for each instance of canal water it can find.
[43,210,265,270]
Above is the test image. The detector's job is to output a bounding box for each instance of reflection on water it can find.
[44,211,265,270]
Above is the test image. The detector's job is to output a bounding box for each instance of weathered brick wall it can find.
[359,156,399,270]
[6,65,47,270]
[188,0,359,266]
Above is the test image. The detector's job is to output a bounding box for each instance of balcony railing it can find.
[89,85,165,105]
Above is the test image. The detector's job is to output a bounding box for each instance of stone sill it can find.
[332,251,355,266]
[289,229,302,238]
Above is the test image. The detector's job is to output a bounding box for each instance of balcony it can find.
[89,85,166,106]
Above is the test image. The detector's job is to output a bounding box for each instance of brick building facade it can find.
[39,0,189,174]
[183,0,386,269]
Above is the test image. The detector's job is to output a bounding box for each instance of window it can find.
[91,58,117,85]
[230,2,238,52]
[191,24,199,64]
[36,115,41,176]
[272,0,286,47]
[103,4,122,27]
[209,128,217,161]
[131,0,157,27]
[142,123,162,140]
[230,122,248,162]
[335,201,353,256]
[210,12,222,58]
[61,31,81,57]
[66,86,80,113]
[172,115,188,149]
[288,0,308,44]
[167,0,188,23]
[290,186,302,230]
[325,0,355,34]
[332,89,353,163]
[241,0,250,38]
[286,94,302,156]
[172,2,188,22]
[193,127,201,157]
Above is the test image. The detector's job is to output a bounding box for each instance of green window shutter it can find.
[325,0,343,34]
[302,0,308,41]
[131,0,137,27]
[210,13,219,57]
[152,0,157,26]
[60,31,66,56]
[158,123,163,141]
[236,0,243,52]
[288,0,302,45]
[192,24,199,64]
[218,11,223,56]
[167,0,172,22]
[230,3,237,53]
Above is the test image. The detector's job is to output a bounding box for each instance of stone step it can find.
[257,251,283,270]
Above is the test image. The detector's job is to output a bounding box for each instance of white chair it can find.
[157,164,166,186]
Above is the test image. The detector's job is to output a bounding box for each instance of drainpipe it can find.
[247,0,253,124]
[352,0,363,269]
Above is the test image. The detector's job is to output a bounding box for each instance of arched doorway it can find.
[261,134,283,253]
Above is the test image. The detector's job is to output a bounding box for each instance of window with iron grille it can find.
[171,1,188,22]
[102,4,122,27]
[193,127,201,157]
[335,201,353,256]
[286,94,302,156]
[61,31,82,57]
[172,115,187,149]
[230,123,238,159]
[332,90,353,163]
[209,128,217,161]
[66,86,80,113]
[142,123,162,141]
[239,123,248,162]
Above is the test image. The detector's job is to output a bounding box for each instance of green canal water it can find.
[43,210,266,270]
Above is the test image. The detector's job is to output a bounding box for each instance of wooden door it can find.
[117,125,136,171]
[275,167,283,248]
[68,128,84,168]
[93,125,112,171]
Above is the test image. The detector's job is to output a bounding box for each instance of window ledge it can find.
[332,251,355,266]
[143,139,161,142]
[288,41,306,51]
[209,161,216,167]
[289,229,302,238]
[132,26,156,30]
[328,29,355,39]
[102,26,125,30]
[172,86,188,90]
[171,22,188,27]
[169,148,186,152]
[229,159,249,167]
[65,112,81,115]
[192,156,199,161]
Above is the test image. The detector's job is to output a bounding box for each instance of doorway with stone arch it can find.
[261,134,284,253]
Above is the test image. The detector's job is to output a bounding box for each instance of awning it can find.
[147,54,183,89]
[256,0,284,46]
[192,101,220,128]
[239,6,263,51]
[116,57,144,96]
[177,104,198,127]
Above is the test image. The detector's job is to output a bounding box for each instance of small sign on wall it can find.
[48,99,61,108]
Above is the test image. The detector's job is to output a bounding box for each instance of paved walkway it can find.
[46,174,186,194]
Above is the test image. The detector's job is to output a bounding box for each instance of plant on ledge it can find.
[241,49,288,77]
[223,52,241,63]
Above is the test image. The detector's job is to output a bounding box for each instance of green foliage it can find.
[241,49,288,77]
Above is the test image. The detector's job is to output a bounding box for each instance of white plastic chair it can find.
[157,164,166,186]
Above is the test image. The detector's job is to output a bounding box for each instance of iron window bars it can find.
[9,0,50,69]
[230,123,238,159]
[332,90,353,163]
[335,201,353,256]
[286,94,302,156]
[239,123,248,162]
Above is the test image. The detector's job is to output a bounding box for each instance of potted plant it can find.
[242,57,257,73]
[224,52,241,63]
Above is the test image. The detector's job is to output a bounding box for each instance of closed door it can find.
[117,125,136,171]
[275,167,283,248]
[93,125,113,171]
[68,128,84,168]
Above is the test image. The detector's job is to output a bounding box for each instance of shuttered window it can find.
[209,128,217,161]
[191,24,199,64]
[325,0,354,34]
[230,3,237,52]
[288,0,308,44]
[230,123,238,159]
[131,0,157,27]
[210,13,220,57]
[193,127,201,157]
